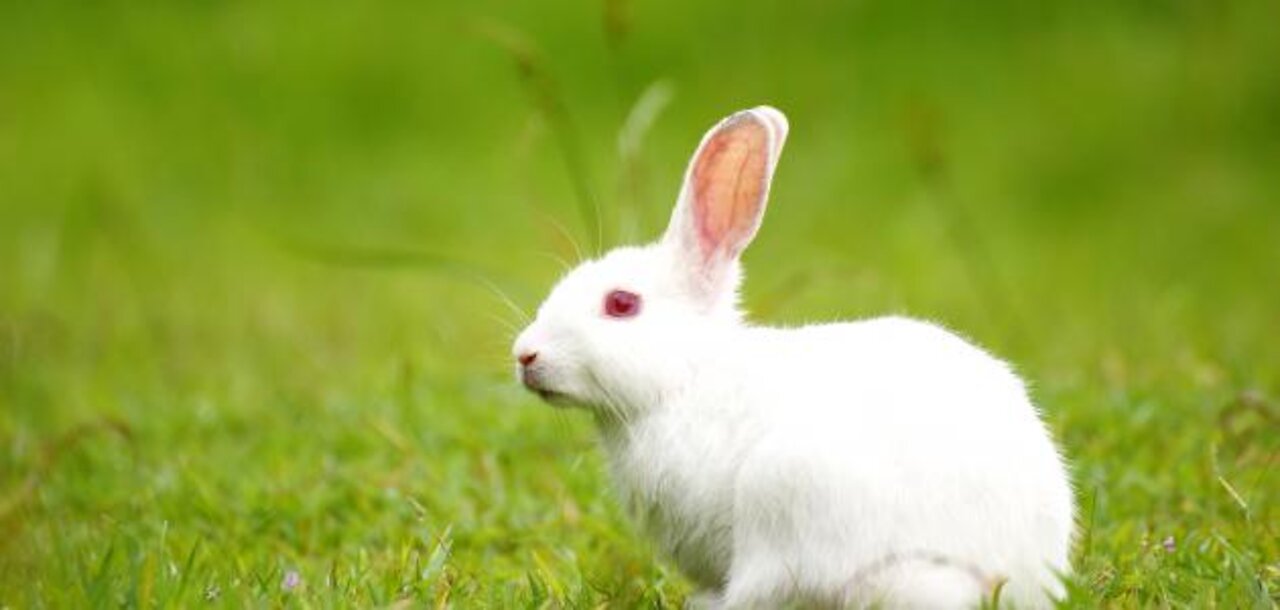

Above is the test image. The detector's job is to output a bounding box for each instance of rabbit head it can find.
[513,107,788,415]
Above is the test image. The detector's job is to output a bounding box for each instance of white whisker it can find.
[540,213,587,264]
[486,312,522,338]
[473,275,531,325]
[536,250,574,273]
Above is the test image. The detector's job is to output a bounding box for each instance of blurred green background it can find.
[1,0,1278,607]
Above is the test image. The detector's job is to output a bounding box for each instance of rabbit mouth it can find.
[521,369,571,404]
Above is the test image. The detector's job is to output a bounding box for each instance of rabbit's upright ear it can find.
[663,106,788,298]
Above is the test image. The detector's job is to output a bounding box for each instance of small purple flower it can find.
[282,569,302,592]
[1161,535,1175,553]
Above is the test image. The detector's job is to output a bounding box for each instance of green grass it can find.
[1,0,1278,607]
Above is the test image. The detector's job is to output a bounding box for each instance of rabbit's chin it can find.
[526,386,581,408]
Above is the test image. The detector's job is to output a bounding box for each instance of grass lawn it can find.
[1,1,1278,607]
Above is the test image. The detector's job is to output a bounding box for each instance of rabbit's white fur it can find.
[513,107,1074,609]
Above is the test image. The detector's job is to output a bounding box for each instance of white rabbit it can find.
[512,107,1074,609]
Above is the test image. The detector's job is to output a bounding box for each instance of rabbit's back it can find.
[731,316,1073,606]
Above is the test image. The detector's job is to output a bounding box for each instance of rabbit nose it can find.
[517,351,538,367]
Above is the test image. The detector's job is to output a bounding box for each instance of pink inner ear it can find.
[690,119,770,259]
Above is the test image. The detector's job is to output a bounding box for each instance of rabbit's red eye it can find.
[603,289,642,319]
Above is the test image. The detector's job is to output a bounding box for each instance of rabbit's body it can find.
[514,107,1074,608]
[602,317,1072,608]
